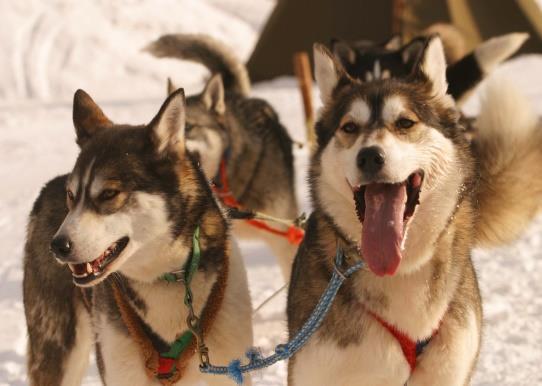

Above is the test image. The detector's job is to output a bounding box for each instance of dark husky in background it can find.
[145,34,299,279]
[287,35,542,385]
[332,29,528,106]
[24,89,252,385]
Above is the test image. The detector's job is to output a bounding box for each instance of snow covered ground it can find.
[0,1,541,385]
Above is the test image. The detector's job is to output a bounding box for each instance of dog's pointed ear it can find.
[331,40,356,65]
[72,89,113,147]
[314,43,348,105]
[384,35,402,50]
[413,36,448,97]
[167,77,176,96]
[401,37,426,66]
[149,88,186,157]
[201,74,225,115]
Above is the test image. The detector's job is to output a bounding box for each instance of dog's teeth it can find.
[70,263,90,278]
[86,263,93,274]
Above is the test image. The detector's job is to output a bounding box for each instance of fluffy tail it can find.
[145,34,251,97]
[474,32,529,74]
[447,32,528,103]
[474,78,542,247]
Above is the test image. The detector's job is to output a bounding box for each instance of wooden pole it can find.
[293,51,315,147]
[391,0,405,37]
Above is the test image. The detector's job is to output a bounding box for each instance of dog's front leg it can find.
[408,307,481,386]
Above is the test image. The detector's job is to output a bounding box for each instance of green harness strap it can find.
[159,226,201,361]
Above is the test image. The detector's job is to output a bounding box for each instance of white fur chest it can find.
[129,272,216,343]
[291,318,412,386]
[354,261,451,341]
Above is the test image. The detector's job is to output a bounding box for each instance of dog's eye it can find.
[396,118,415,129]
[340,122,359,134]
[99,189,120,201]
[66,190,75,202]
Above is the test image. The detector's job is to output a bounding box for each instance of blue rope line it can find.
[200,247,364,384]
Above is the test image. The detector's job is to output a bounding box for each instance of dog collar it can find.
[155,225,202,379]
[161,226,201,283]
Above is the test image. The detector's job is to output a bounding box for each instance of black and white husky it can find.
[332,31,528,105]
[287,36,542,385]
[23,89,252,385]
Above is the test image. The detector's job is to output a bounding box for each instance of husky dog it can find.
[332,31,528,105]
[287,36,542,385]
[23,89,253,385]
[145,34,299,279]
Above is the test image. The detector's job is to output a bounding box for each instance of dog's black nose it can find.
[50,235,73,258]
[357,146,385,175]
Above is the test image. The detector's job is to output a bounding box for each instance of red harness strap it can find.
[370,312,435,372]
[213,158,304,245]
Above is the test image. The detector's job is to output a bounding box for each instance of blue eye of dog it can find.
[340,122,359,134]
[396,118,415,129]
[99,189,120,201]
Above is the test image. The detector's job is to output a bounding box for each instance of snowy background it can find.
[0,0,541,385]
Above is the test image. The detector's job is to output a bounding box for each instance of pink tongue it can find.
[361,183,406,276]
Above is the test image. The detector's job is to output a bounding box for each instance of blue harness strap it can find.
[199,247,364,384]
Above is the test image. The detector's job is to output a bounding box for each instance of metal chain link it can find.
[183,282,210,368]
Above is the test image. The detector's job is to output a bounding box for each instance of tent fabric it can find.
[467,0,542,52]
[247,0,394,82]
[247,0,542,82]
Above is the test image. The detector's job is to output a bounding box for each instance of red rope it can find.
[246,219,305,245]
[213,159,304,245]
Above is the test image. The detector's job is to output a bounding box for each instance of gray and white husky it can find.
[287,36,542,385]
[146,34,299,279]
[23,89,252,385]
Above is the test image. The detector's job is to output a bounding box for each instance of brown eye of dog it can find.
[66,190,74,202]
[396,118,415,129]
[340,122,359,134]
[99,189,120,201]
